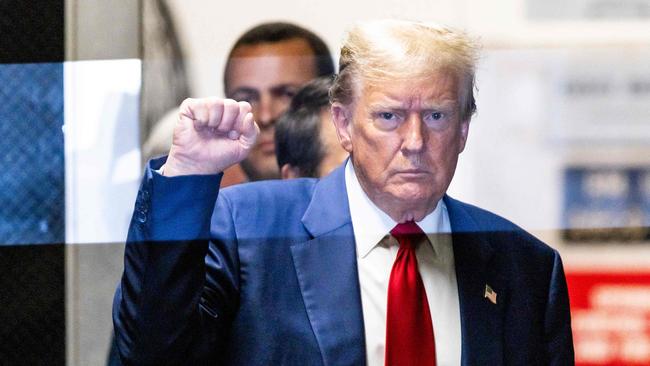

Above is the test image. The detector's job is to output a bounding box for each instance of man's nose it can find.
[401,114,425,153]
[254,93,276,128]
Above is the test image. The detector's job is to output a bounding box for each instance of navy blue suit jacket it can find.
[114,158,573,365]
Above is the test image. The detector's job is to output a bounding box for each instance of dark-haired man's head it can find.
[275,77,348,179]
[224,22,335,181]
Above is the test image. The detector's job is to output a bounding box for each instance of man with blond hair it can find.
[114,20,573,365]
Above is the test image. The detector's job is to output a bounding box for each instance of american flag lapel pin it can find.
[484,284,497,304]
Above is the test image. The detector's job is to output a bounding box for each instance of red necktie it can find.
[385,221,436,366]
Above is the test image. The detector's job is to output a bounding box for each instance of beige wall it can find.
[65,0,140,60]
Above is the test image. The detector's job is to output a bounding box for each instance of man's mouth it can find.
[256,138,275,154]
[395,169,431,178]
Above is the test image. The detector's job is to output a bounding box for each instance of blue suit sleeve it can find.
[545,250,575,365]
[112,159,239,365]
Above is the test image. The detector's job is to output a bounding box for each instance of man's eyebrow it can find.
[229,87,259,96]
[269,83,302,91]
[368,102,403,110]
[367,95,406,109]
[420,101,458,110]
[368,100,457,110]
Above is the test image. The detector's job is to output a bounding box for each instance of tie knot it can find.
[390,221,425,238]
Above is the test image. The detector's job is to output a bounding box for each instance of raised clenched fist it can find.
[163,97,259,177]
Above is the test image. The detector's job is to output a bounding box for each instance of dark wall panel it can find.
[0,0,64,64]
[0,2,66,365]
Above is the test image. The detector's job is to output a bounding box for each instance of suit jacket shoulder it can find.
[444,195,574,365]
[445,195,559,259]
[215,178,318,240]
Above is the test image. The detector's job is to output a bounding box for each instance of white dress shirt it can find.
[345,161,462,366]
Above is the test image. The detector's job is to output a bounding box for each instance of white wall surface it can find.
[167,0,467,98]
[168,0,650,98]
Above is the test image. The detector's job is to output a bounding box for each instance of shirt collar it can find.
[344,160,450,259]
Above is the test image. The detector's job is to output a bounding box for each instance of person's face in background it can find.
[317,109,348,177]
[226,38,318,181]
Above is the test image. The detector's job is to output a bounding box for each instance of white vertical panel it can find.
[64,59,141,366]
[64,59,141,245]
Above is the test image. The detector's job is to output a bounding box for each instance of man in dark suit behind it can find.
[114,20,574,365]
[275,76,348,179]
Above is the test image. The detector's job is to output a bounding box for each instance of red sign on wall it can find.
[566,270,650,365]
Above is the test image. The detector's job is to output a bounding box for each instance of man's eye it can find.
[379,112,396,120]
[232,94,257,104]
[423,111,448,124]
[423,110,454,130]
[373,111,401,130]
[283,90,297,98]
[428,112,443,120]
[273,89,297,99]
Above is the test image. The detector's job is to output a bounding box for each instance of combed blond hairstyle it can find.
[330,20,479,121]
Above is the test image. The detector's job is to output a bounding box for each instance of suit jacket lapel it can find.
[290,169,507,365]
[291,164,366,366]
[445,195,506,365]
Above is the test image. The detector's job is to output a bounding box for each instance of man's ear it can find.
[280,164,301,180]
[458,119,470,153]
[331,103,353,153]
